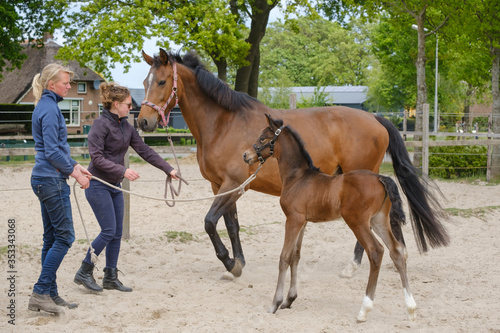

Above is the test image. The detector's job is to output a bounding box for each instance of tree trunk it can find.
[413,18,428,169]
[489,47,500,179]
[212,56,228,82]
[234,0,275,97]
[463,83,474,132]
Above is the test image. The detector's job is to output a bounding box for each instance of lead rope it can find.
[73,163,264,261]
[72,181,98,264]
[164,133,189,207]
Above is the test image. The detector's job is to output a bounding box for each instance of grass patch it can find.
[164,231,195,243]
[379,162,394,176]
[0,246,7,256]
[445,205,500,218]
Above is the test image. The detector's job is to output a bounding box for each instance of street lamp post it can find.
[412,24,438,133]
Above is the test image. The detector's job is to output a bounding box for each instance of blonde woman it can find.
[74,82,178,293]
[29,63,91,314]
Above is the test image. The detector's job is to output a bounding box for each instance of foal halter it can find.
[141,62,178,127]
[253,126,285,163]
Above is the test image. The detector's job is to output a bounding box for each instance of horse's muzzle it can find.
[242,151,255,165]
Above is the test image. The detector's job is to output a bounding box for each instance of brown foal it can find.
[243,115,417,322]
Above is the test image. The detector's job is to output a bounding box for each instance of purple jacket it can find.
[87,108,174,184]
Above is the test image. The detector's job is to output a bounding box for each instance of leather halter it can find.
[252,126,284,163]
[141,62,178,126]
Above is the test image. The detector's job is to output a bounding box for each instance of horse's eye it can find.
[259,137,266,143]
[158,80,166,86]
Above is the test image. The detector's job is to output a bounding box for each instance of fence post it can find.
[122,117,134,239]
[487,113,492,182]
[289,94,297,109]
[422,103,429,175]
[403,110,408,141]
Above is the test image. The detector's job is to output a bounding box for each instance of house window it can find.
[59,99,81,126]
[77,82,87,93]
[98,104,103,116]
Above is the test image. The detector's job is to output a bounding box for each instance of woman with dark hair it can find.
[74,82,178,293]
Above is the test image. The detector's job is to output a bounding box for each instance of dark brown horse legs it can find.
[341,241,365,278]
[223,204,246,272]
[204,195,245,277]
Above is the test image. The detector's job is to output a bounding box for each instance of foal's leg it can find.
[280,223,307,310]
[371,218,416,320]
[348,225,385,322]
[269,216,306,314]
[342,221,406,278]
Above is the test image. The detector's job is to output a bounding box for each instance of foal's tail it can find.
[378,175,406,240]
[375,116,450,253]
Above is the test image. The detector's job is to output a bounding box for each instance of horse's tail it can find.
[378,175,406,235]
[375,116,450,253]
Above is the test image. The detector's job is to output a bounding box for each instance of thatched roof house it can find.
[0,34,105,134]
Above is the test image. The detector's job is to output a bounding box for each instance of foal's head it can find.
[243,114,283,165]
[243,114,319,172]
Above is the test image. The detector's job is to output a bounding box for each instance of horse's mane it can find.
[273,118,319,172]
[154,51,261,112]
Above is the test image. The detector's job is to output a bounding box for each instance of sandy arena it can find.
[1,155,499,332]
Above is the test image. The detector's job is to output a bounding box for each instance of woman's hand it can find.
[169,169,179,180]
[124,168,140,181]
[70,164,90,189]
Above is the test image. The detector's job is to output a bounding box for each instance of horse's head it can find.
[137,49,181,132]
[243,114,284,165]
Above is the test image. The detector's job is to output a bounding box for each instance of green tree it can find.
[320,0,459,168]
[457,0,500,179]
[0,0,67,80]
[260,16,373,87]
[366,17,417,113]
[58,0,316,97]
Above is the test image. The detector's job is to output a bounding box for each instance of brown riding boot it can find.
[28,292,64,314]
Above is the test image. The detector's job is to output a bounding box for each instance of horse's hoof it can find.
[407,309,417,321]
[341,259,360,278]
[267,305,279,314]
[230,259,244,277]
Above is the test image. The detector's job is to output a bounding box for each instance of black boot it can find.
[74,261,103,292]
[51,295,78,309]
[103,267,132,292]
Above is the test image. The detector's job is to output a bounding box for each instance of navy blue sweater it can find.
[31,90,77,178]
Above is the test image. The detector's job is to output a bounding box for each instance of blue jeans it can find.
[31,176,75,296]
[84,179,124,268]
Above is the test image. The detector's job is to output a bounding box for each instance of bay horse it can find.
[137,49,449,278]
[243,115,416,321]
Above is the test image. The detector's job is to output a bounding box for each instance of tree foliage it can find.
[0,0,67,80]
[260,16,373,87]
[58,0,250,82]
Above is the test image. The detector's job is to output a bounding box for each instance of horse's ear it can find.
[159,48,169,65]
[265,114,279,129]
[142,50,154,66]
[265,114,272,126]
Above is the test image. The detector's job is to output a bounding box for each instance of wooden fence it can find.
[3,106,500,238]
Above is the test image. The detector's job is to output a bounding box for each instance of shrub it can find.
[429,144,487,179]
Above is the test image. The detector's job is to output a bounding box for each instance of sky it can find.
[106,38,168,89]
